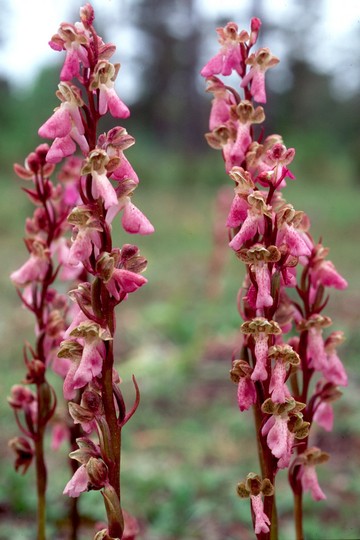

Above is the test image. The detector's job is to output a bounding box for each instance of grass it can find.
[0,144,359,539]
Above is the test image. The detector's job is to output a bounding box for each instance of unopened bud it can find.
[86,457,108,489]
[9,437,34,474]
[68,402,95,425]
[25,359,46,384]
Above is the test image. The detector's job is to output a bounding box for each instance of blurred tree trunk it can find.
[129,0,207,151]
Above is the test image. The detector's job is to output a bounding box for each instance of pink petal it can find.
[68,230,93,266]
[51,423,69,450]
[313,401,333,432]
[122,201,154,235]
[237,377,256,411]
[251,334,269,381]
[226,195,249,228]
[307,328,327,371]
[60,48,80,81]
[269,362,290,403]
[251,494,270,534]
[229,214,259,251]
[99,87,130,118]
[92,171,118,209]
[313,261,348,290]
[38,107,72,139]
[230,123,251,166]
[300,465,326,501]
[111,156,139,184]
[323,351,348,386]
[11,256,48,286]
[72,342,104,389]
[254,263,273,309]
[63,361,79,400]
[63,464,89,497]
[241,68,266,103]
[279,224,312,257]
[46,135,76,163]
[113,269,147,294]
[265,416,289,460]
[209,99,231,131]
[200,53,224,78]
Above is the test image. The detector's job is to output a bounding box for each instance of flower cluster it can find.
[10,4,152,538]
[9,142,79,468]
[202,18,347,538]
[8,142,81,539]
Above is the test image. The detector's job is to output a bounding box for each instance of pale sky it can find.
[0,0,359,96]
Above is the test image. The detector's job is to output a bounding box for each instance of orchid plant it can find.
[201,19,348,540]
[8,4,152,539]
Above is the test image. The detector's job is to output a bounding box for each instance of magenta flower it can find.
[99,127,140,184]
[241,48,279,103]
[67,206,103,266]
[300,465,326,501]
[311,258,348,290]
[205,77,235,131]
[297,447,329,501]
[298,315,332,372]
[38,83,89,162]
[105,268,147,300]
[262,398,309,469]
[268,345,300,403]
[229,192,271,251]
[251,493,271,534]
[63,437,104,497]
[51,422,69,450]
[237,376,256,411]
[230,360,256,411]
[70,322,111,391]
[63,464,89,497]
[241,318,281,382]
[226,194,250,228]
[277,221,312,257]
[269,361,290,403]
[313,401,334,432]
[236,473,274,536]
[90,60,130,118]
[322,331,348,386]
[121,199,154,235]
[49,22,90,81]
[11,239,50,286]
[96,248,148,302]
[263,414,294,468]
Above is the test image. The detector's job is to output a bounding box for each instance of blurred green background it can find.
[0,0,359,538]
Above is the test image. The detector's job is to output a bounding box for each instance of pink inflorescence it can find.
[202,17,347,538]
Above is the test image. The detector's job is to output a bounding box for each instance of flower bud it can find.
[9,437,34,474]
[86,457,108,489]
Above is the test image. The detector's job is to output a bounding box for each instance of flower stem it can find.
[102,336,124,537]
[270,497,278,540]
[253,403,266,478]
[35,387,47,540]
[294,491,304,540]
